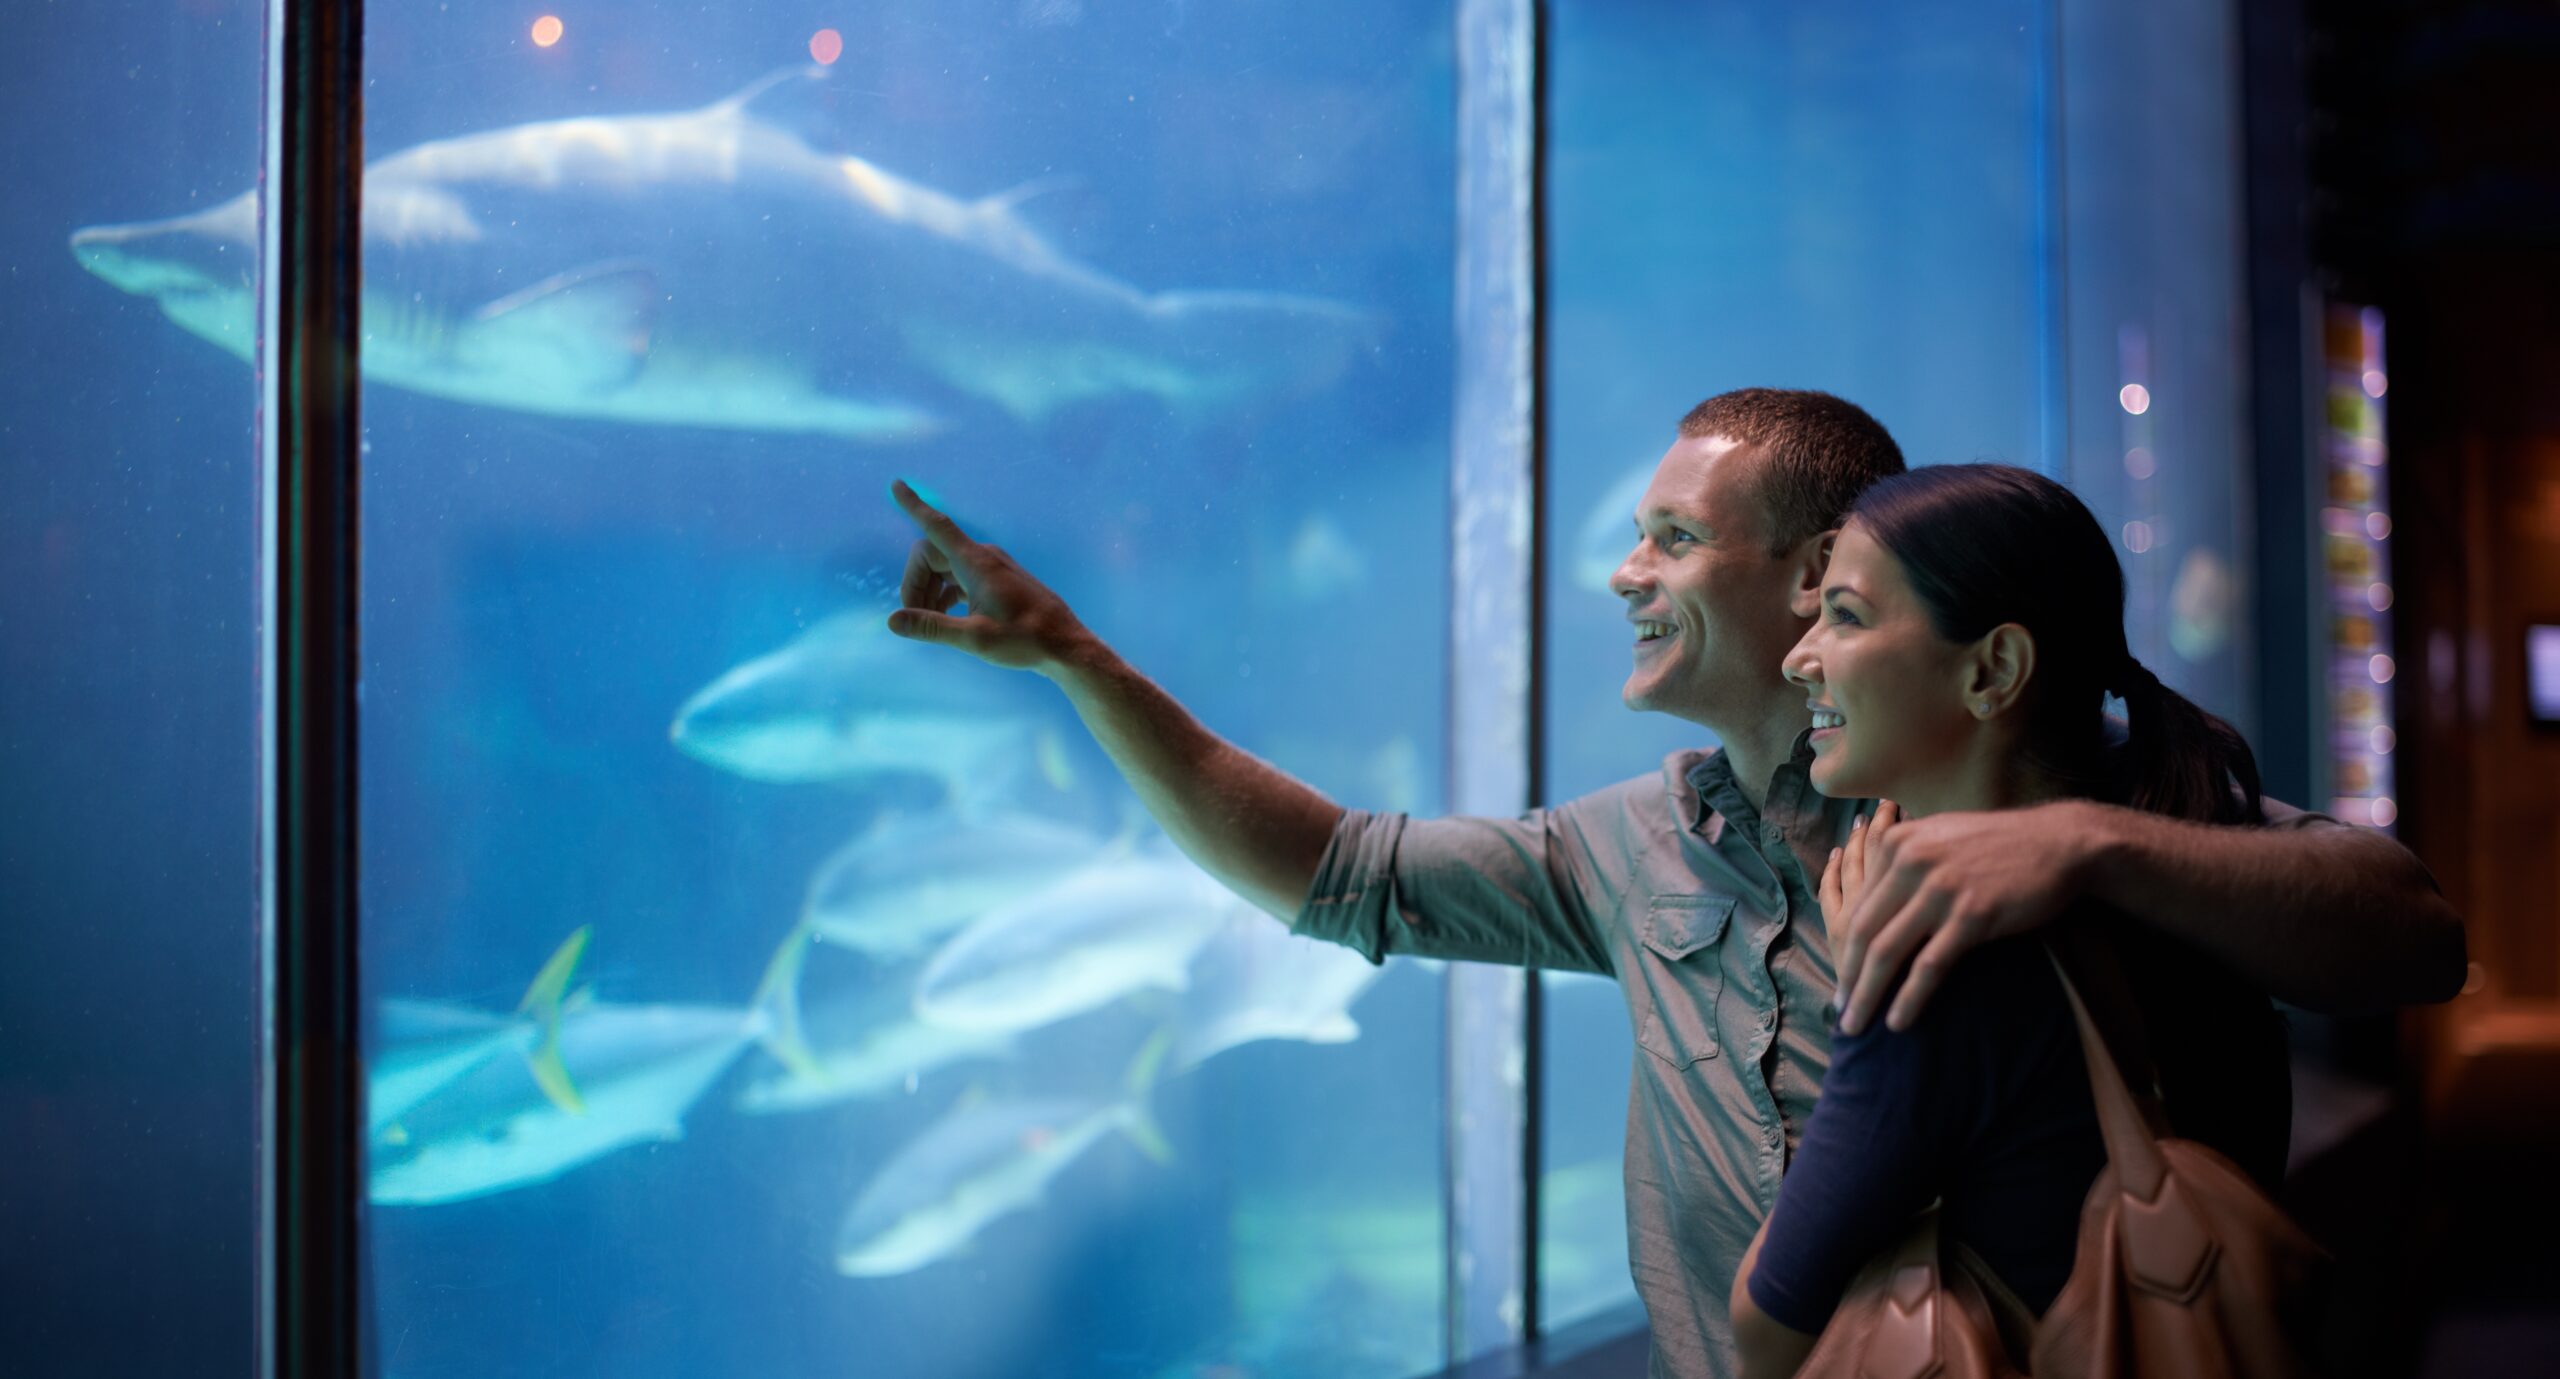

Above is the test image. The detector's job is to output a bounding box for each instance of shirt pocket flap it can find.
[1641,895,1737,961]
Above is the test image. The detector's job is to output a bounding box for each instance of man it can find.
[884,387,2464,1378]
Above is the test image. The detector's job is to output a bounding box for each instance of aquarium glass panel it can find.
[2059,0,2254,734]
[352,5,1455,1378]
[1541,0,2054,1330]
[2,0,266,1371]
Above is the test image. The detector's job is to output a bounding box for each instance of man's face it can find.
[1609,435,1809,727]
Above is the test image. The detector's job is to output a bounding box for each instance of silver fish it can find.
[669,610,1072,796]
[911,852,1237,1034]
[801,809,1123,958]
[1168,911,1384,1073]
[834,1035,1171,1276]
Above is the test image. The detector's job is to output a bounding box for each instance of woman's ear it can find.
[1961,623,2037,719]
[1787,529,1838,619]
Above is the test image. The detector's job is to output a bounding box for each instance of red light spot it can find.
[810,28,844,65]
[531,14,564,47]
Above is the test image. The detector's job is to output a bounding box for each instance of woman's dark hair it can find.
[1846,463,2263,826]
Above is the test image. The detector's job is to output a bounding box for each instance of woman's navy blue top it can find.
[1744,924,2287,1334]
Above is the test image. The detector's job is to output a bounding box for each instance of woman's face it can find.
[1781,521,1979,803]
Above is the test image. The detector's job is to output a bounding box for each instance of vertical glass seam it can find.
[261,0,366,1374]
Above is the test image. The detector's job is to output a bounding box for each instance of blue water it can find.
[2,0,2259,1374]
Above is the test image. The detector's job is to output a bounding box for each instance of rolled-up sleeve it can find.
[1290,800,1625,977]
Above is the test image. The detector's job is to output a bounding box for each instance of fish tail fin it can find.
[1117,1028,1176,1164]
[515,926,592,1117]
[749,923,825,1080]
[517,925,592,1016]
[1120,1105,1175,1166]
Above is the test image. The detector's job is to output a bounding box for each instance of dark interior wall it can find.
[2309,0,2560,1003]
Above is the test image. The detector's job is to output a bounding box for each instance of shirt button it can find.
[1761,820,1783,842]
[1761,1011,1776,1030]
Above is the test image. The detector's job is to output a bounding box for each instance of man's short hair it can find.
[1678,388,1907,555]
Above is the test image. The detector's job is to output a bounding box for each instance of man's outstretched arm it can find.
[884,480,1340,920]
[1833,798,2466,1034]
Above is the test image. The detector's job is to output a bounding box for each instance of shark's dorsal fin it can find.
[705,64,831,121]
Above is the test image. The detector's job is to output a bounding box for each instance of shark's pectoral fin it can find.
[464,262,661,393]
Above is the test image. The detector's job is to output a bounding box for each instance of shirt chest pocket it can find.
[1633,894,1738,1067]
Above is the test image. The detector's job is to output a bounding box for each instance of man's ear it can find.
[1962,623,2037,718]
[1787,530,1838,619]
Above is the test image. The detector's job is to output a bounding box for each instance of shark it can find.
[68,68,1371,440]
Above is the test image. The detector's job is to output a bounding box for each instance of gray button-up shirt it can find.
[1291,738,1857,1379]
[1289,736,2340,1379]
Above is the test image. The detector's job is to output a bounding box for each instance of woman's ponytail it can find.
[2114,656,2264,826]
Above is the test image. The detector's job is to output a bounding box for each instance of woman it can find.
[1729,463,2289,1377]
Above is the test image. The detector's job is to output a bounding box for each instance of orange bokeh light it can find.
[810,28,844,65]
[531,14,564,47]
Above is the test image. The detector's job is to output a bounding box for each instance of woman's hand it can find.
[1818,799,1898,956]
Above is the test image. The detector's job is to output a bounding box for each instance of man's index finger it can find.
[891,479,970,552]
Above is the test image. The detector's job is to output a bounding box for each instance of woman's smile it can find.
[1808,703,1845,748]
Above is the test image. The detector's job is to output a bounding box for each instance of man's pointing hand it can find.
[886,479,1088,674]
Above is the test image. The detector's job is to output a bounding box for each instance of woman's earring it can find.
[1974,700,1992,716]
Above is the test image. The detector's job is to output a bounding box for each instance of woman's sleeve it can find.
[1742,943,2034,1334]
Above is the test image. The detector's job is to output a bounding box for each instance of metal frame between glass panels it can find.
[261,0,366,1375]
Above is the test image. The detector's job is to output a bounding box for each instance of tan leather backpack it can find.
[1788,930,2330,1379]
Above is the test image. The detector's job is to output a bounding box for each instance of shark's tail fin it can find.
[749,922,825,1080]
[516,926,591,1116]
[1116,1028,1176,1165]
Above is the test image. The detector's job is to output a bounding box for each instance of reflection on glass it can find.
[14,0,265,1370]
[2062,0,2252,728]
[321,3,1454,1376]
